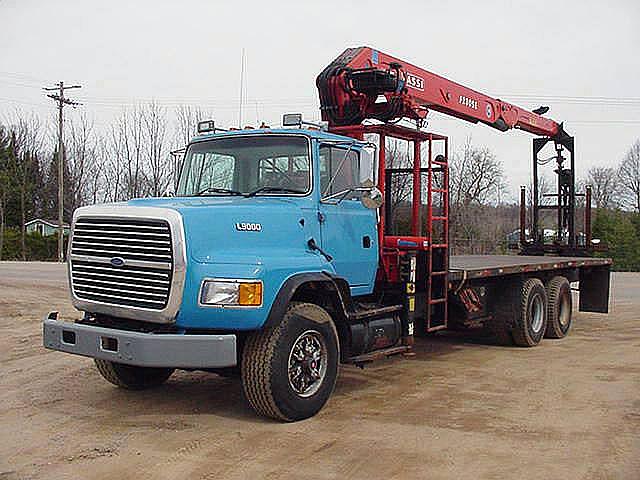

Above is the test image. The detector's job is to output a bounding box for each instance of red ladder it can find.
[426,137,449,332]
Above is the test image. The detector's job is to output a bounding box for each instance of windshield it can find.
[177,135,311,196]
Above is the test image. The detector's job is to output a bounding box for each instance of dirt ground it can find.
[0,262,638,480]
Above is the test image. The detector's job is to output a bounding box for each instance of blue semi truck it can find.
[43,48,612,421]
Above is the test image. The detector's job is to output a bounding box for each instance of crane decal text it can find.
[406,73,424,91]
[459,95,478,110]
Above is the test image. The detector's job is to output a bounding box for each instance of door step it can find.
[346,345,410,365]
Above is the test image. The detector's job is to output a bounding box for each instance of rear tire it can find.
[545,276,572,338]
[511,278,548,347]
[489,278,548,347]
[241,302,339,422]
[94,359,174,390]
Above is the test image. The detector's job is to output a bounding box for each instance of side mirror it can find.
[361,186,383,209]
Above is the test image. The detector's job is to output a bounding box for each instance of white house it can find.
[24,218,70,237]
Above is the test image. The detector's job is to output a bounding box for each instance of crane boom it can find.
[317,46,565,138]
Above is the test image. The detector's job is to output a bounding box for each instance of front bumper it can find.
[42,312,237,368]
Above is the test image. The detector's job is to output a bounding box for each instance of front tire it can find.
[241,302,339,421]
[94,359,174,390]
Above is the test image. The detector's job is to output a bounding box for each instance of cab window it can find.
[319,146,360,198]
[258,155,310,191]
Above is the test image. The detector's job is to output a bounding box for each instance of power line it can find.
[0,78,45,89]
[0,71,49,84]
[0,96,50,108]
[427,113,640,125]
[567,120,640,125]
[505,93,640,102]
[43,81,82,263]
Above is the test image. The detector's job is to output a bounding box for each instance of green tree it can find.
[593,209,640,271]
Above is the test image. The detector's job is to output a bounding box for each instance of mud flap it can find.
[579,265,610,313]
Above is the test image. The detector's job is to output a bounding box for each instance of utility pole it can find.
[43,82,82,263]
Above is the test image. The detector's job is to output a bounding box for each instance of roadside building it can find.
[24,219,70,237]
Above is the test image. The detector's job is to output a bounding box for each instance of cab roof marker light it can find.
[282,113,328,131]
[197,120,215,133]
[282,113,302,127]
[197,120,228,134]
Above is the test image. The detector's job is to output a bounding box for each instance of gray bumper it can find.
[42,312,237,368]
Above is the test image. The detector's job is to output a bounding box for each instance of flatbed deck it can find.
[449,255,611,282]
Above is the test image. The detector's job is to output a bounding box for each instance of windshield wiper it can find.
[196,187,243,196]
[244,186,306,197]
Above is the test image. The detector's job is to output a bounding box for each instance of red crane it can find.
[316,47,588,332]
[317,46,585,262]
[317,46,567,139]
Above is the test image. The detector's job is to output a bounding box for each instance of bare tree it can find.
[66,113,102,213]
[450,137,505,208]
[618,140,640,212]
[88,137,107,204]
[586,166,619,209]
[101,103,173,200]
[119,106,145,199]
[174,105,209,147]
[0,126,11,260]
[142,102,170,197]
[383,138,413,234]
[449,137,506,251]
[105,107,145,201]
[172,105,210,188]
[10,112,45,259]
[102,125,125,202]
[527,173,554,207]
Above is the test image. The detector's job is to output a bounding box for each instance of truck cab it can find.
[165,127,380,330]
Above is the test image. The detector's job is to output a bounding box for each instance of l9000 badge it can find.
[235,222,262,232]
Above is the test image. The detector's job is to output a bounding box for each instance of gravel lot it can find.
[1,262,638,479]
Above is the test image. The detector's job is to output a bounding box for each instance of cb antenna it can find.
[238,48,246,128]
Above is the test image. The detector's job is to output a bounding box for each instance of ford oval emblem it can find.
[110,257,125,267]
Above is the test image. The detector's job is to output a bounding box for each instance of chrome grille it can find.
[70,217,173,310]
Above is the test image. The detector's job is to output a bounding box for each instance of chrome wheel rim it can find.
[530,293,544,333]
[288,330,327,398]
[559,294,571,327]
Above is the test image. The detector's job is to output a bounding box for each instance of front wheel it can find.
[241,302,339,421]
[94,359,174,389]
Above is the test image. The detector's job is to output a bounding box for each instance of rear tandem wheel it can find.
[489,277,548,347]
[545,276,573,339]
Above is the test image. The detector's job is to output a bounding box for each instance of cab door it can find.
[318,145,378,296]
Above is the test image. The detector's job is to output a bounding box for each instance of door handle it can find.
[308,238,333,262]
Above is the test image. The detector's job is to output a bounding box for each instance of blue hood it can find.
[127,196,316,265]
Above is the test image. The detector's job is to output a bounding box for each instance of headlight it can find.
[200,280,263,307]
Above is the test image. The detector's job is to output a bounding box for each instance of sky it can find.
[1,0,638,200]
